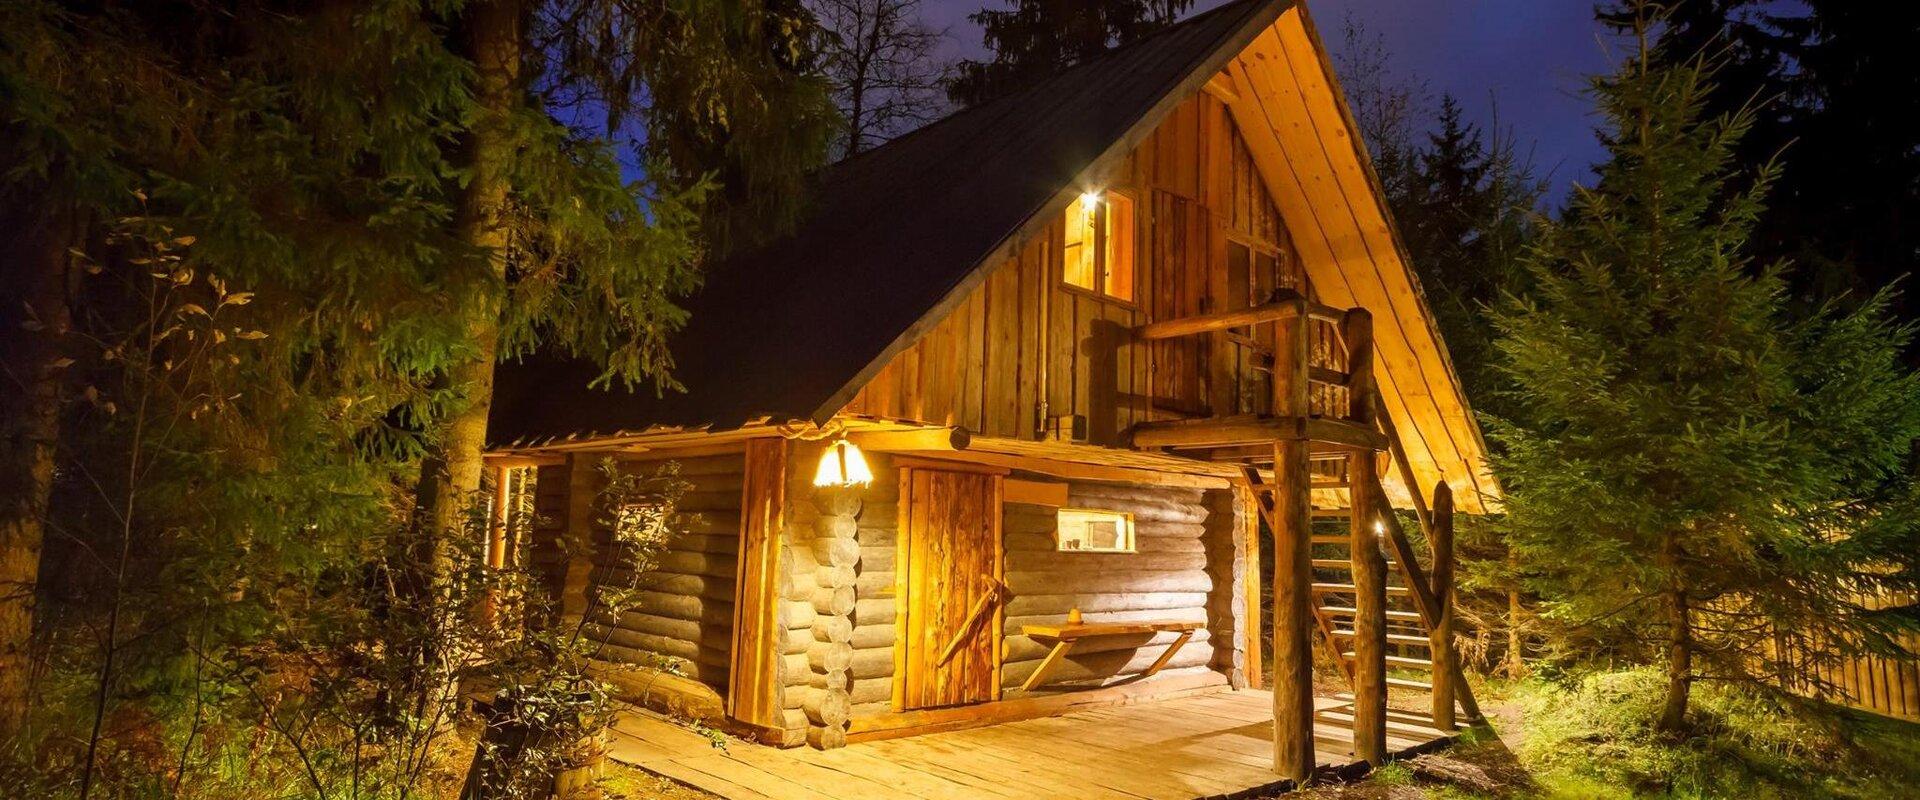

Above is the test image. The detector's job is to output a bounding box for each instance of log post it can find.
[558,455,602,625]
[1430,482,1458,731]
[1271,297,1315,780]
[1343,308,1386,765]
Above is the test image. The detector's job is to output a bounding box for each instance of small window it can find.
[1062,191,1135,302]
[1055,508,1136,553]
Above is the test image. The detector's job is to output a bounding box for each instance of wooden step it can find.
[1314,708,1452,741]
[1340,652,1435,670]
[1312,582,1413,596]
[1386,677,1434,691]
[1331,693,1470,725]
[1320,605,1422,622]
[1331,629,1431,647]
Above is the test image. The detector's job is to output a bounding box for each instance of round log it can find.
[848,647,893,680]
[780,653,813,687]
[808,641,853,673]
[812,585,855,616]
[777,599,816,631]
[854,569,895,597]
[849,624,893,650]
[815,564,856,590]
[811,536,861,567]
[1006,551,1207,573]
[811,616,853,644]
[1002,569,1212,596]
[816,515,858,542]
[852,598,894,626]
[806,724,847,750]
[782,627,812,655]
[804,688,851,727]
[593,643,727,686]
[1005,592,1208,617]
[590,626,729,668]
[848,677,891,705]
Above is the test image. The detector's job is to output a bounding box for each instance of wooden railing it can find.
[1132,289,1366,424]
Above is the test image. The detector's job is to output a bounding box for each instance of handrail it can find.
[1363,387,1484,723]
[1132,290,1347,341]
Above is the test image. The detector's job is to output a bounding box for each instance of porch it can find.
[609,688,1456,800]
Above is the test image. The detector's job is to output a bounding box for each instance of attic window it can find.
[1063,190,1135,302]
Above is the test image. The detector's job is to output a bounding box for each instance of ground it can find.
[590,674,1920,799]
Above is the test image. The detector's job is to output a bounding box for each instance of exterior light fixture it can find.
[1080,190,1103,211]
[812,437,872,489]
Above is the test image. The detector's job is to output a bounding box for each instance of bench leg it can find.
[1142,631,1194,678]
[1020,641,1075,692]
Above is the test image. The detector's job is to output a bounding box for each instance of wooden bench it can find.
[1017,619,1204,692]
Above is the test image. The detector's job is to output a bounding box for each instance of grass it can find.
[1309,667,1920,800]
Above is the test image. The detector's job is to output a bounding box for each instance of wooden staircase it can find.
[1242,430,1482,731]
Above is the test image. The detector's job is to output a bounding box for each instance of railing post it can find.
[1270,296,1315,780]
[1430,482,1458,730]
[1341,309,1386,764]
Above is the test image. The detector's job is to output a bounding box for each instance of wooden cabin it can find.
[487,0,1496,791]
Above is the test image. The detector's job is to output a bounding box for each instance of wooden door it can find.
[898,466,1004,710]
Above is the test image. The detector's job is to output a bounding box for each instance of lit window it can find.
[1055,508,1136,553]
[1062,191,1135,302]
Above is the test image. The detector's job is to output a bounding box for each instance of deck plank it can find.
[609,688,1457,800]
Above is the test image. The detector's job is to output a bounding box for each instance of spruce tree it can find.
[1489,6,1920,732]
[946,0,1193,106]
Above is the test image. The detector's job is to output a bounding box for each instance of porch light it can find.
[812,437,872,488]
[1080,190,1103,211]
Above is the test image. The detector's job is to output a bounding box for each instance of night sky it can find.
[920,0,1623,205]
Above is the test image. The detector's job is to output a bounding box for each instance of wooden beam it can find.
[1132,415,1386,451]
[1429,481,1458,731]
[1204,71,1242,104]
[849,426,971,453]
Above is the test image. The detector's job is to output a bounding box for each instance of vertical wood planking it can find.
[730,438,789,727]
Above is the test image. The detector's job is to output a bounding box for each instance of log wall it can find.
[1000,480,1244,691]
[580,453,744,697]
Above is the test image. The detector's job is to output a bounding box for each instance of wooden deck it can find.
[608,689,1456,799]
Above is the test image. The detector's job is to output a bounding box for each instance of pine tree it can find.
[946,0,1193,107]
[1489,6,1920,733]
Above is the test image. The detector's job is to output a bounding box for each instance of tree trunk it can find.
[0,206,75,737]
[395,0,520,708]
[1655,537,1691,734]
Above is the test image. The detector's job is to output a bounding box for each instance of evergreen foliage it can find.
[1487,7,1920,732]
[946,0,1193,107]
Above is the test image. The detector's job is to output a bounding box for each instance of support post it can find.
[1343,308,1386,765]
[1430,482,1458,730]
[1271,297,1315,780]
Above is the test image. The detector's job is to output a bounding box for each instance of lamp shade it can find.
[812,438,873,488]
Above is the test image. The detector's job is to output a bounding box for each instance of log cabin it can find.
[486,0,1497,787]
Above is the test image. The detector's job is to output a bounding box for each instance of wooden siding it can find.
[842,93,1303,447]
[585,453,744,695]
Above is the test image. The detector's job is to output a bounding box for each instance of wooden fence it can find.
[1768,589,1920,722]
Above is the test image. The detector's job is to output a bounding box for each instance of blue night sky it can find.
[920,0,1626,206]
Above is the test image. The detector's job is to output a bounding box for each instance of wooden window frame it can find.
[1054,507,1137,553]
[1060,188,1139,307]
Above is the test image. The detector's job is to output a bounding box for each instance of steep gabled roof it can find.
[488,0,1289,446]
